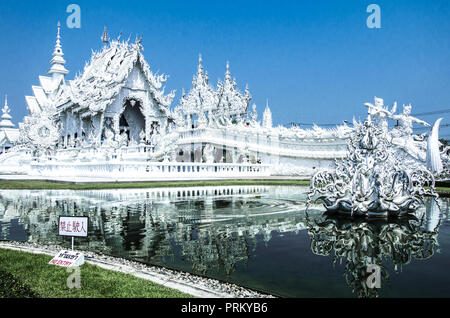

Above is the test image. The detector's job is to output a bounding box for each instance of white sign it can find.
[59,216,89,237]
[49,250,85,267]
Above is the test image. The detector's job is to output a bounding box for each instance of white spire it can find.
[48,21,69,80]
[225,61,231,82]
[0,95,15,128]
[262,99,273,129]
[197,54,204,76]
[102,26,109,46]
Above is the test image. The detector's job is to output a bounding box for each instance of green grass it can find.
[0,248,192,298]
[0,270,38,298]
[1,179,449,194]
[0,179,310,190]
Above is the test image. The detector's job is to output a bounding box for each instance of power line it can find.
[412,109,450,116]
[287,121,350,127]
[413,123,450,130]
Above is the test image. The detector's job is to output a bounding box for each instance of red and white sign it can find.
[49,250,85,267]
[59,216,89,237]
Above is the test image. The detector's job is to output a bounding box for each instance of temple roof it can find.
[177,55,218,115]
[56,39,175,117]
[177,57,251,116]
[0,128,20,145]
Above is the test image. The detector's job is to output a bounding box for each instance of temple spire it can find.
[225,61,231,82]
[48,22,69,80]
[0,95,15,128]
[101,26,109,46]
[262,99,273,129]
[198,54,204,76]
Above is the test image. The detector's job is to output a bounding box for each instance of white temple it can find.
[0,24,447,181]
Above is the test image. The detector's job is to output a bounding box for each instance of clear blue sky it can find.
[0,0,449,136]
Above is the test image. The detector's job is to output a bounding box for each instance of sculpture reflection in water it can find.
[305,198,443,297]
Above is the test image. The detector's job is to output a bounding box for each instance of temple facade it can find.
[24,23,174,150]
[0,23,445,180]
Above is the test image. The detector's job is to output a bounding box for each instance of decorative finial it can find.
[57,21,61,38]
[197,54,204,76]
[2,94,10,115]
[0,94,14,128]
[102,26,109,45]
[225,61,231,81]
[48,21,69,78]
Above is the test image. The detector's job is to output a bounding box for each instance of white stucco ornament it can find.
[308,115,438,217]
[19,111,60,154]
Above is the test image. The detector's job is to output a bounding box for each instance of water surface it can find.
[0,185,449,298]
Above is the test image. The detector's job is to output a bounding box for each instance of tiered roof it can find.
[25,25,175,120]
[177,56,251,119]
[57,39,175,117]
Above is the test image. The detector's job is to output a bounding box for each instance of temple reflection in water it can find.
[0,186,312,276]
[0,186,448,297]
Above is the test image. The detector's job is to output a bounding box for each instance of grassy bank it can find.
[0,179,310,190]
[0,248,192,298]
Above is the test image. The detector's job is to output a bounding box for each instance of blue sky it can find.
[0,0,449,136]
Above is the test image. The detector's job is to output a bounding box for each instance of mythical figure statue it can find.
[139,129,146,144]
[390,104,430,137]
[364,97,396,133]
[308,113,437,217]
[202,144,215,163]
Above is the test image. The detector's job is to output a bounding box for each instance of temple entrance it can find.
[119,113,130,141]
[121,99,145,143]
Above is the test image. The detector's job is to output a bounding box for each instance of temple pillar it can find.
[145,115,151,142]
[113,114,120,138]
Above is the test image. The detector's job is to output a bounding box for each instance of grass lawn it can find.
[1,179,449,195]
[0,248,192,298]
[0,179,310,190]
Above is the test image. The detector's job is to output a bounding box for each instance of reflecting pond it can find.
[0,185,449,298]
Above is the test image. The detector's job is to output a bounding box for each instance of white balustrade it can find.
[30,160,272,180]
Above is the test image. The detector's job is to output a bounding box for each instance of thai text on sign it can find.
[59,216,89,237]
[49,250,85,267]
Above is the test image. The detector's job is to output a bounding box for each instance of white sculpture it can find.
[139,129,146,144]
[202,144,215,164]
[391,104,430,136]
[308,113,438,217]
[427,118,444,174]
[364,97,396,132]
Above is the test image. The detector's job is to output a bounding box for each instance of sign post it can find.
[49,216,89,267]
